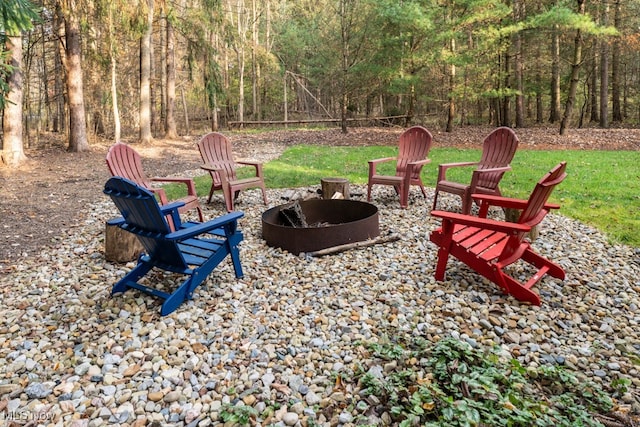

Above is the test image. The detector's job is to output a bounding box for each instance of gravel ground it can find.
[1,180,639,426]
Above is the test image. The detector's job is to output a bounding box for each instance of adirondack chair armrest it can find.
[368,157,396,175]
[107,217,126,226]
[201,163,235,188]
[201,164,219,173]
[106,201,185,227]
[469,165,512,189]
[236,159,264,176]
[472,194,530,210]
[472,165,512,176]
[369,157,397,165]
[437,161,479,181]
[160,200,187,212]
[407,158,432,167]
[167,211,244,240]
[201,162,236,173]
[236,159,262,166]
[431,210,532,234]
[150,177,198,195]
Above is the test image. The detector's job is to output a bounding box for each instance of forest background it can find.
[1,0,640,168]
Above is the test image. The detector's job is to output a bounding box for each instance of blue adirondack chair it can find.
[104,176,244,315]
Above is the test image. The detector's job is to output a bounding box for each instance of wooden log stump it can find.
[105,222,144,263]
[321,177,350,200]
[504,208,539,241]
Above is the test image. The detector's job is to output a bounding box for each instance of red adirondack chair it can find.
[432,127,519,214]
[197,132,268,212]
[429,162,567,305]
[106,142,204,222]
[367,125,433,208]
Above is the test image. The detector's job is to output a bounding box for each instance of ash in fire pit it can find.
[262,199,380,254]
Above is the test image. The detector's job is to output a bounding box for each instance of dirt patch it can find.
[1,125,638,263]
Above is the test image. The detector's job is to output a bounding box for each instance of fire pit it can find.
[261,199,380,254]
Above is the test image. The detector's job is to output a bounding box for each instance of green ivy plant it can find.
[349,336,616,427]
[219,403,259,425]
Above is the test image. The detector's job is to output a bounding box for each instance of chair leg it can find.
[522,249,565,280]
[207,184,215,204]
[229,246,244,278]
[366,182,373,202]
[419,184,427,198]
[495,272,542,306]
[161,278,193,316]
[111,260,153,295]
[434,246,450,281]
[432,190,439,211]
[460,191,473,215]
[399,184,408,208]
[400,173,411,208]
[222,185,233,212]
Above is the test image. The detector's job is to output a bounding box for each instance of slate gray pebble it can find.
[1,182,639,426]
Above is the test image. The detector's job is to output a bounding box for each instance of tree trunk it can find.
[1,35,27,167]
[251,0,258,120]
[111,54,121,142]
[165,18,178,139]
[139,0,154,144]
[54,3,66,134]
[160,12,167,134]
[339,0,349,134]
[235,0,246,128]
[446,37,456,133]
[535,43,543,123]
[501,51,511,127]
[108,3,121,142]
[63,1,89,153]
[182,87,191,133]
[514,0,524,128]
[560,0,586,136]
[41,24,52,133]
[549,26,561,123]
[590,53,598,123]
[599,0,609,128]
[611,0,622,122]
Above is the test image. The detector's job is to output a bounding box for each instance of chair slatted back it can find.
[106,143,153,188]
[104,177,187,268]
[476,127,519,189]
[518,162,567,228]
[396,126,433,180]
[197,132,238,187]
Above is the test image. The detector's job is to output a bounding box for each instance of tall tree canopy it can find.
[6,0,631,147]
[0,0,39,110]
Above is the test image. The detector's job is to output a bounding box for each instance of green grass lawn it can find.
[178,145,639,247]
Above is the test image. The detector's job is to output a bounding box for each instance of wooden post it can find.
[104,222,144,263]
[504,208,539,241]
[321,177,350,200]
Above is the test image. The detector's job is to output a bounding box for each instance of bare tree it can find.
[139,0,154,143]
[2,36,27,166]
[549,26,561,123]
[60,0,89,152]
[611,0,622,122]
[560,0,586,135]
[514,0,525,128]
[164,14,178,138]
[599,0,609,128]
[107,1,121,142]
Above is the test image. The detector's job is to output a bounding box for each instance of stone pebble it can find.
[1,184,639,426]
